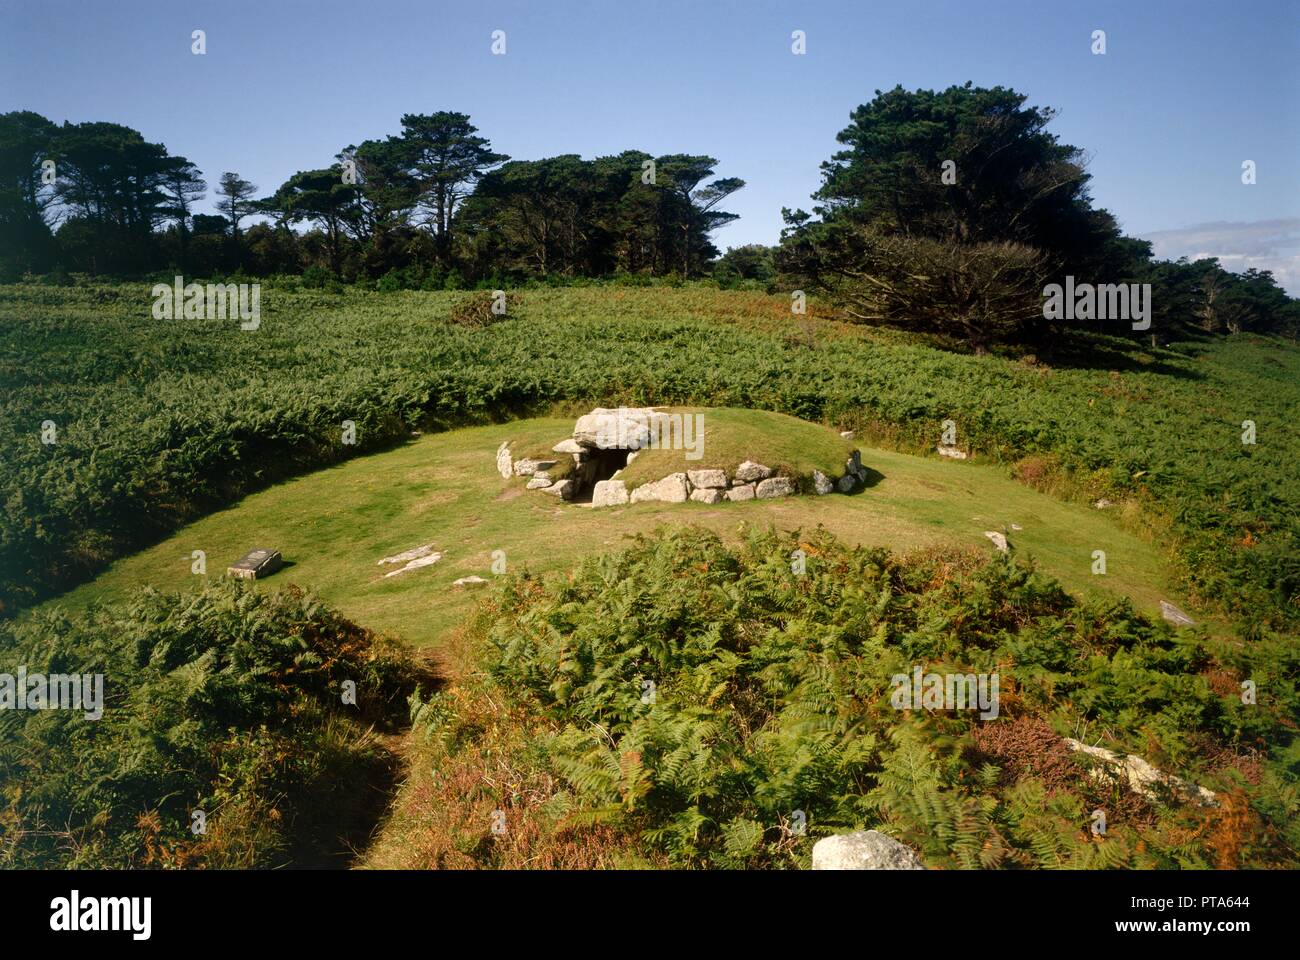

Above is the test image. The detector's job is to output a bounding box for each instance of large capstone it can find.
[573,407,668,450]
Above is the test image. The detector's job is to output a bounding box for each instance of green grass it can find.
[39,414,1194,648]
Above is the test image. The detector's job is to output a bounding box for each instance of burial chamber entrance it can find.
[570,446,633,502]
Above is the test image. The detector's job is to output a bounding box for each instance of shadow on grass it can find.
[291,658,444,869]
[1031,329,1207,380]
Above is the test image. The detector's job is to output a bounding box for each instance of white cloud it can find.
[1141,218,1300,295]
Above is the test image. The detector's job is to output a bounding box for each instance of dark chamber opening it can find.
[571,447,632,502]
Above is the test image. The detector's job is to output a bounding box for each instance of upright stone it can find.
[591,479,629,507]
[1160,601,1196,626]
[541,479,574,500]
[630,473,689,504]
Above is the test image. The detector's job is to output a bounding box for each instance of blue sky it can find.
[5,0,1299,289]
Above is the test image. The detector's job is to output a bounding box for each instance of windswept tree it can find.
[393,112,507,263]
[0,110,58,274]
[335,138,419,273]
[656,155,744,276]
[158,158,205,272]
[50,120,175,273]
[810,83,1111,257]
[779,84,1139,347]
[216,171,258,240]
[262,167,358,275]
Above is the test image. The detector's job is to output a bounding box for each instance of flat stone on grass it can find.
[227,548,282,580]
[382,551,443,577]
[984,531,1009,552]
[377,543,437,566]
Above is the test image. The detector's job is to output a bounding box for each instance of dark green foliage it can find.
[442,527,1297,868]
[779,84,1300,346]
[810,84,1109,257]
[713,244,776,289]
[817,231,1049,350]
[1,110,745,285]
[457,151,742,279]
[0,580,417,868]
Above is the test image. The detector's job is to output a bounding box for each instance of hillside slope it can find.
[2,283,1296,635]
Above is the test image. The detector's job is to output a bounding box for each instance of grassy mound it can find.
[613,407,855,488]
[0,580,420,868]
[35,418,1187,649]
[374,526,1296,869]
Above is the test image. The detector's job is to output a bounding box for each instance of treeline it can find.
[2,91,1297,344]
[777,83,1300,347]
[0,110,743,287]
